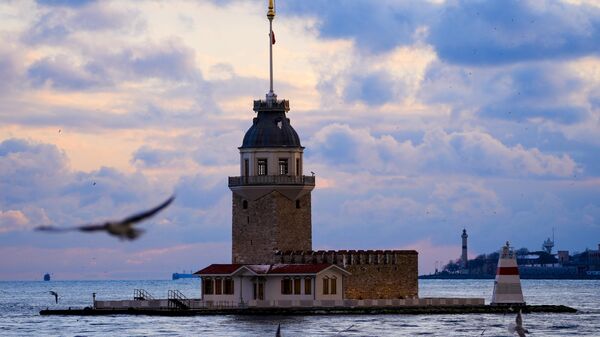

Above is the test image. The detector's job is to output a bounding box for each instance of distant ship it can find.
[171,272,199,280]
[43,273,51,281]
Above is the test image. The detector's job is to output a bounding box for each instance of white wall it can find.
[263,276,315,301]
[239,148,303,176]
[315,272,344,301]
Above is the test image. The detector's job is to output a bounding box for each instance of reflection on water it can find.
[0,279,597,336]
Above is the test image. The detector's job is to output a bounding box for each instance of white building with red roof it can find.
[195,264,350,307]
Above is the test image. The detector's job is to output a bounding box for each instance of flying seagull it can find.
[508,310,529,337]
[36,196,175,241]
[49,291,59,304]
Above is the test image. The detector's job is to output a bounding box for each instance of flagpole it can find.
[269,19,273,95]
[267,0,275,102]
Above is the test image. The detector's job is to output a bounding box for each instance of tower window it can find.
[296,158,300,176]
[257,159,268,176]
[244,159,249,177]
[279,159,288,175]
[243,200,248,209]
[296,200,300,209]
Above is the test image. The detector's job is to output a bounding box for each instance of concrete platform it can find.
[40,304,576,316]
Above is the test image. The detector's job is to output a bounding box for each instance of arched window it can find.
[304,277,312,295]
[243,200,248,209]
[296,200,300,209]
[322,277,329,295]
[224,278,234,295]
[330,277,337,295]
[281,277,292,295]
[293,278,301,295]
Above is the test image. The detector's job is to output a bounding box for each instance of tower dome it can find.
[241,101,302,149]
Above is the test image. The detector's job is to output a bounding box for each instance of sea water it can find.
[0,279,598,336]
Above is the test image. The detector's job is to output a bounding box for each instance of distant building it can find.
[557,250,569,265]
[542,237,554,254]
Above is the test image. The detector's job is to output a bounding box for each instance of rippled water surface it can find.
[0,279,598,336]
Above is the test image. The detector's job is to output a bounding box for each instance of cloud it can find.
[28,55,110,90]
[308,124,577,177]
[283,0,432,53]
[419,61,591,124]
[428,0,600,65]
[0,210,30,234]
[25,2,144,45]
[131,146,181,168]
[0,138,70,205]
[27,40,199,91]
[36,0,96,7]
[343,71,400,106]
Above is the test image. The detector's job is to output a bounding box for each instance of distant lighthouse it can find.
[461,229,468,270]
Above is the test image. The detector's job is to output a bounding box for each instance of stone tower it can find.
[461,229,468,269]
[228,0,315,264]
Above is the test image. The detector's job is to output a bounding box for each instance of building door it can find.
[258,283,264,300]
[254,281,264,300]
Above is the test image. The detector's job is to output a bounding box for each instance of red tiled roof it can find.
[194,264,245,275]
[194,263,349,276]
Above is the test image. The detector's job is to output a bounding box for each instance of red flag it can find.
[271,31,276,45]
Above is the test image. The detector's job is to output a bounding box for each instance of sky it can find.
[1,0,600,280]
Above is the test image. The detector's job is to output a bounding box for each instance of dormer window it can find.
[257,159,268,176]
[279,159,288,175]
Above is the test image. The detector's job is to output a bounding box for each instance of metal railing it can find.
[228,175,315,187]
[133,289,154,301]
[168,290,190,310]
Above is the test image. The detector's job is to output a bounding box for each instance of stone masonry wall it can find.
[232,191,311,264]
[273,250,418,299]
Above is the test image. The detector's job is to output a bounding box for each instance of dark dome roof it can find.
[241,110,302,148]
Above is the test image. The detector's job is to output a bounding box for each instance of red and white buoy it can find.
[491,241,525,306]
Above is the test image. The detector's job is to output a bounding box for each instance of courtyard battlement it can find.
[273,249,418,266]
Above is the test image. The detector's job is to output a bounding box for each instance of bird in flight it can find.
[508,310,529,337]
[49,291,59,304]
[36,196,175,241]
